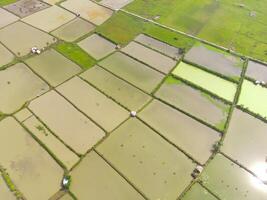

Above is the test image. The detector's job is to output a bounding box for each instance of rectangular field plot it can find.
[25,49,81,86]
[134,34,182,58]
[139,100,220,164]
[0,8,19,29]
[100,0,133,10]
[97,118,195,200]
[0,117,63,200]
[200,154,267,200]
[80,66,151,111]
[0,63,49,114]
[61,0,113,25]
[0,174,16,200]
[172,62,237,102]
[238,80,267,118]
[29,90,105,154]
[23,115,80,170]
[0,22,56,57]
[52,18,95,42]
[0,43,14,67]
[22,5,75,32]
[155,77,230,131]
[181,183,217,200]
[70,151,145,200]
[222,109,267,181]
[99,52,164,93]
[246,61,267,82]
[57,77,129,132]
[184,43,243,79]
[121,41,177,74]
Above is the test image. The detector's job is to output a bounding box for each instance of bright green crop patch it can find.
[0,0,17,6]
[54,42,96,70]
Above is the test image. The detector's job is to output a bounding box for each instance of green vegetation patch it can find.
[54,42,96,70]
[0,0,17,6]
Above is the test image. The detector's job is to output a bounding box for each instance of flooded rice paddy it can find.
[0,43,14,67]
[100,0,133,10]
[0,8,19,28]
[246,61,267,83]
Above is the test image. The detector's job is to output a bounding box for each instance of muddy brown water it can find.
[78,34,116,60]
[121,41,177,74]
[29,90,105,154]
[139,100,220,164]
[25,49,81,87]
[52,18,95,42]
[200,154,267,200]
[61,0,113,25]
[0,117,63,200]
[184,44,243,78]
[97,118,195,200]
[80,66,151,111]
[99,52,164,93]
[70,151,145,200]
[0,21,56,57]
[0,63,49,114]
[246,61,267,82]
[57,76,129,132]
[155,79,230,130]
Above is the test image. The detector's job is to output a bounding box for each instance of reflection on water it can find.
[250,162,267,191]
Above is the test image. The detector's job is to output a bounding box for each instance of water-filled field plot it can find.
[0,22,56,57]
[0,43,14,67]
[22,5,75,32]
[155,77,230,131]
[14,108,32,122]
[80,66,151,111]
[29,90,105,154]
[222,109,267,183]
[184,43,244,80]
[172,62,237,102]
[78,34,116,60]
[52,18,95,42]
[200,154,267,200]
[97,118,195,200]
[181,183,217,200]
[139,100,220,164]
[246,61,267,83]
[0,8,19,28]
[61,0,113,25]
[57,76,129,132]
[25,49,81,86]
[0,117,63,200]
[4,0,49,17]
[100,0,133,10]
[0,63,49,114]
[99,52,164,93]
[121,41,177,74]
[238,80,267,118]
[70,151,145,200]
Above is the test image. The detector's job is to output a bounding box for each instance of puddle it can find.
[61,0,113,25]
[0,8,19,29]
[181,183,217,200]
[246,61,267,82]
[80,66,151,111]
[0,22,56,57]
[139,100,221,164]
[155,77,230,130]
[134,34,181,58]
[222,108,267,182]
[23,115,79,170]
[184,43,243,79]
[172,62,237,102]
[238,79,267,118]
[29,90,105,154]
[57,76,129,132]
[0,63,49,114]
[22,5,75,32]
[0,174,16,199]
[78,34,116,60]
[100,0,133,10]
[200,154,267,199]
[4,0,50,18]
[121,41,177,74]
[99,52,164,93]
[0,117,63,200]
[25,49,81,86]
[0,43,14,67]
[97,118,195,199]
[52,18,95,42]
[70,151,145,199]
